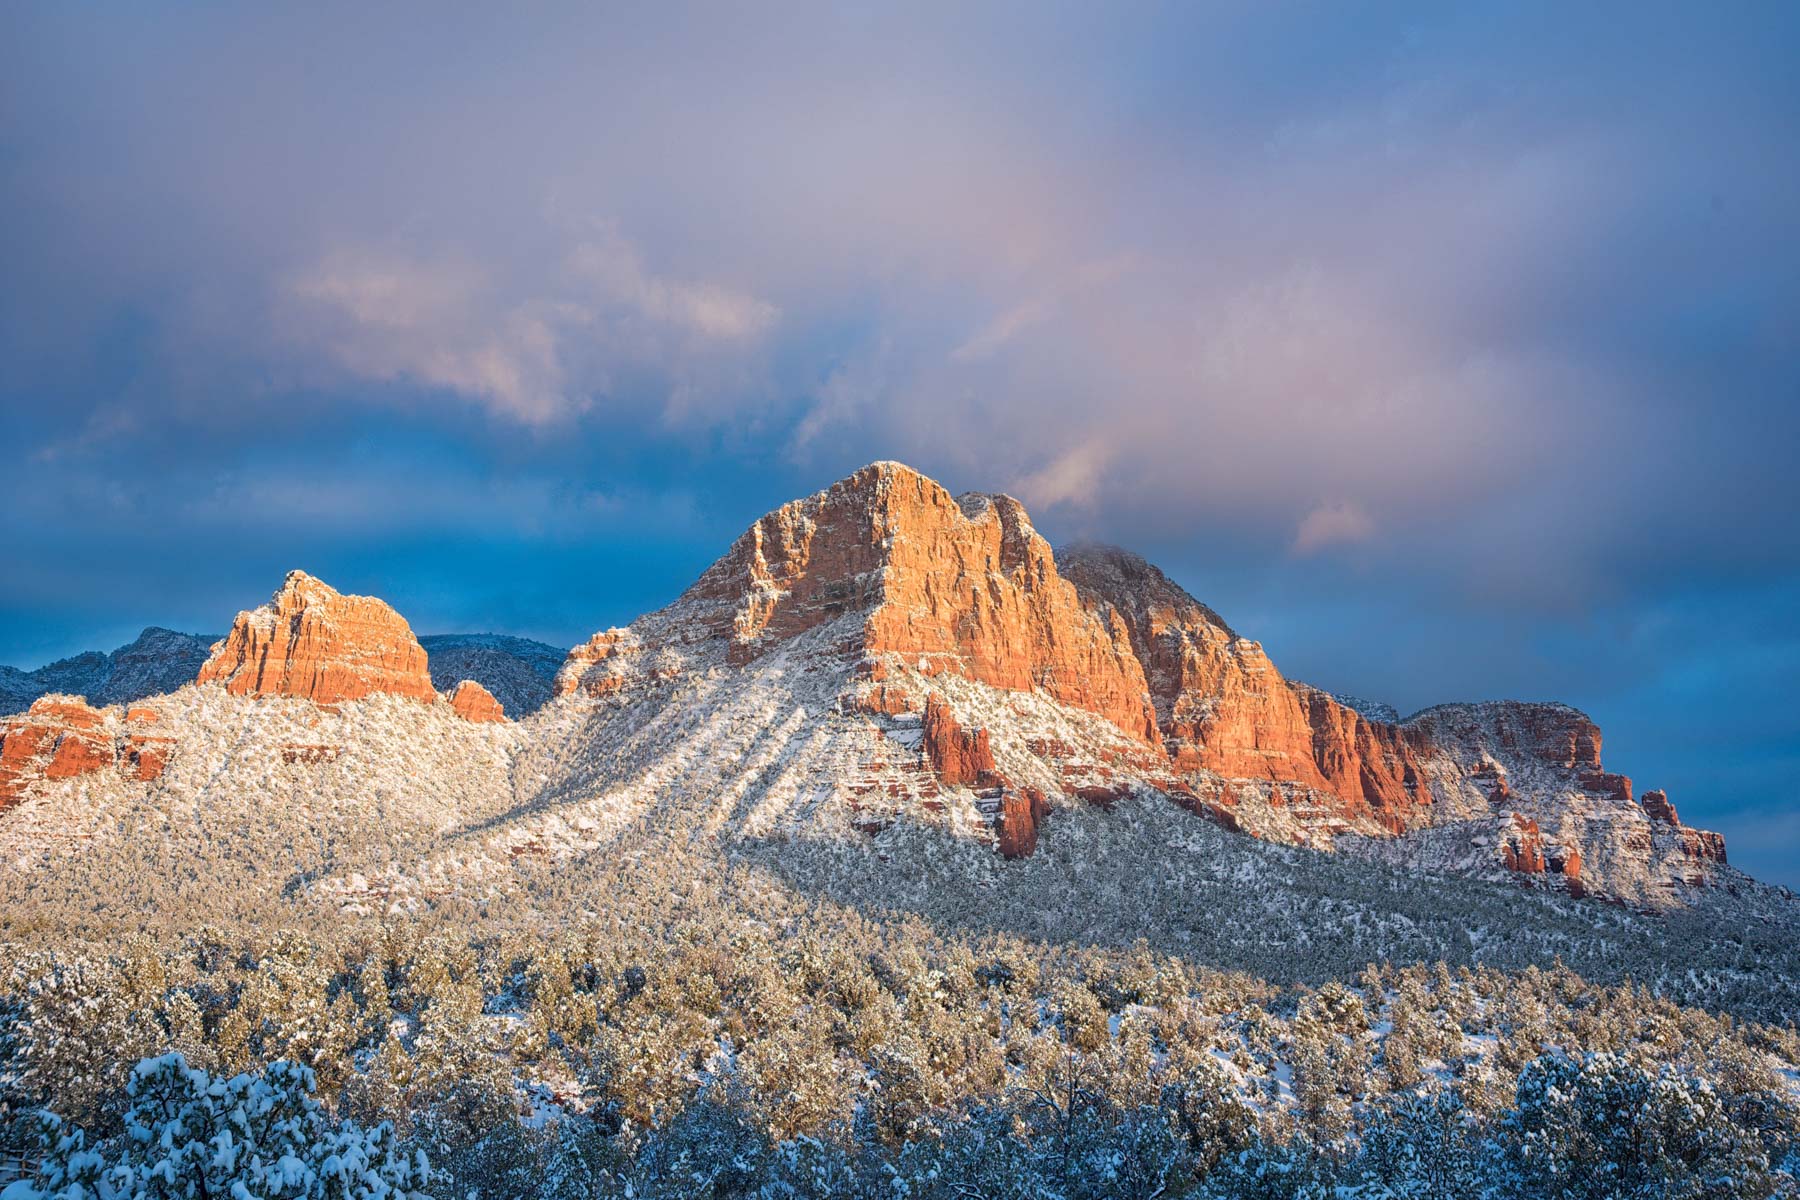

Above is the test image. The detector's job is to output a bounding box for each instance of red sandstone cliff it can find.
[1059,545,1433,836]
[449,679,507,723]
[0,696,172,810]
[198,571,437,705]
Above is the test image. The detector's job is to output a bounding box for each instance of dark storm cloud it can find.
[2,3,1796,879]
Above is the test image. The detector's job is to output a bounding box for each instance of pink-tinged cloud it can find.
[1293,502,1375,555]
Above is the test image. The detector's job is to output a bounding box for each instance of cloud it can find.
[280,227,778,424]
[1011,443,1113,511]
[567,228,777,342]
[286,252,573,423]
[1292,502,1375,555]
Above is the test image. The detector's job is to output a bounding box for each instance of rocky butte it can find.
[198,571,438,706]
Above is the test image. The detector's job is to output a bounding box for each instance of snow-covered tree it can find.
[5,1053,437,1200]
[1503,1050,1779,1200]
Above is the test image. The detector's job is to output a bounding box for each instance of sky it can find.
[3,3,1798,885]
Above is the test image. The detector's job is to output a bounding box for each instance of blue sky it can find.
[3,3,1797,885]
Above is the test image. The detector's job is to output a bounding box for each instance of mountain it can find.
[543,463,1729,908]
[0,462,1780,985]
[0,627,217,715]
[419,633,564,717]
[2,601,564,720]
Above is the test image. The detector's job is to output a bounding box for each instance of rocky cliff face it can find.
[0,695,172,811]
[1058,545,1435,840]
[561,463,1160,742]
[448,679,507,723]
[198,572,437,706]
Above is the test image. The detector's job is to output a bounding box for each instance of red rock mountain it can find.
[547,462,1728,905]
[0,462,1735,910]
[198,571,438,705]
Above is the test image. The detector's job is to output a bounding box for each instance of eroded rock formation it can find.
[0,696,173,810]
[995,786,1050,859]
[449,680,507,723]
[921,692,997,786]
[1060,545,1432,836]
[198,571,436,706]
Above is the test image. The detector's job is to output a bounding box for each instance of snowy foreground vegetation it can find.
[4,863,1799,1199]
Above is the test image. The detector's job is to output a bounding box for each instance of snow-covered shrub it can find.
[1353,1088,1482,1198]
[5,1053,437,1200]
[1198,1133,1331,1200]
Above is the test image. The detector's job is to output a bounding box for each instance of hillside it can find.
[0,627,216,715]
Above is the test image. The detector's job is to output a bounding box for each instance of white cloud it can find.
[281,228,778,425]
[1010,443,1113,511]
[285,252,575,423]
[567,228,778,342]
[1293,501,1376,555]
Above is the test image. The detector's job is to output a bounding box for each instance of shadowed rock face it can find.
[1059,544,1433,835]
[198,571,436,706]
[921,692,997,787]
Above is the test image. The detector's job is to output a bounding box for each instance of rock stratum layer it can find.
[198,571,436,706]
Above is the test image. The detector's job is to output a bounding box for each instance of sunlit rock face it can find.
[559,463,1161,742]
[198,571,437,706]
[0,696,174,811]
[448,679,507,723]
[1,697,113,810]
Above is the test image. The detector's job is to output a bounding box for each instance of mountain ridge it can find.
[0,461,1747,916]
